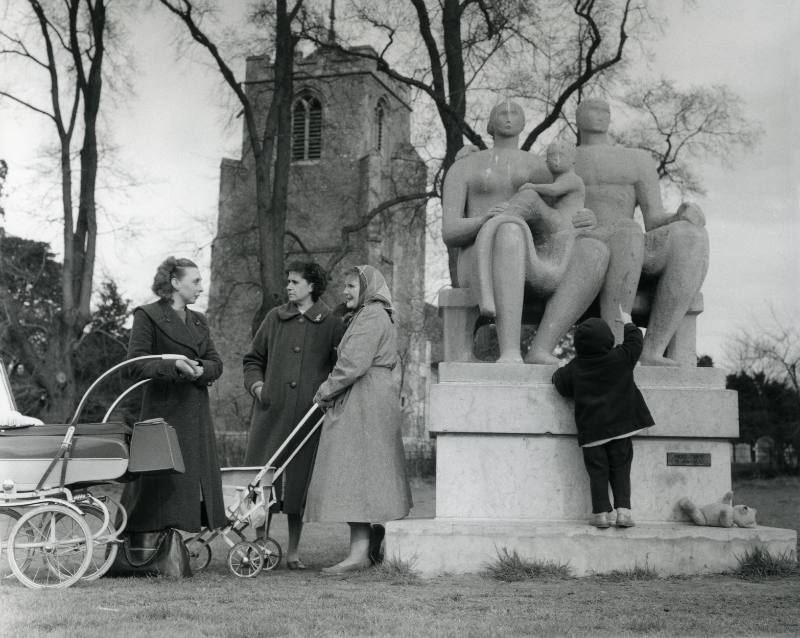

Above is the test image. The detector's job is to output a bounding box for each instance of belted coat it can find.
[243,300,344,514]
[121,300,226,532]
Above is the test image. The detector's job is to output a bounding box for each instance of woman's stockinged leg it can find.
[287,513,303,563]
[321,522,371,574]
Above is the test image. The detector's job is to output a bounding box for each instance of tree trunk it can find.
[252,0,296,333]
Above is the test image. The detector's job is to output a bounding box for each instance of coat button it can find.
[290,381,297,388]
[293,346,301,353]
[297,317,304,323]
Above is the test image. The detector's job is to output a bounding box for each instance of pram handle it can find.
[69,354,192,426]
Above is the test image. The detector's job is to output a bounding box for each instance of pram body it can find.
[0,422,130,491]
[183,403,324,578]
[0,354,188,589]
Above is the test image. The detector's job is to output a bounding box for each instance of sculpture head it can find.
[576,98,611,134]
[545,140,576,175]
[487,100,525,139]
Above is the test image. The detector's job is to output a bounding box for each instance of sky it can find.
[1,0,798,369]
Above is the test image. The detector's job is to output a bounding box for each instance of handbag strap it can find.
[122,530,170,567]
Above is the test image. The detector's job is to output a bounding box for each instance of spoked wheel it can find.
[8,504,93,589]
[254,536,282,572]
[73,503,119,581]
[227,540,264,578]
[185,537,212,572]
[1,508,22,579]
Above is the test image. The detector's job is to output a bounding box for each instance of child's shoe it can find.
[590,512,610,528]
[616,508,635,528]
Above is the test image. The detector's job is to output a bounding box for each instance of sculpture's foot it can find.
[639,353,679,367]
[496,354,524,364]
[523,349,559,365]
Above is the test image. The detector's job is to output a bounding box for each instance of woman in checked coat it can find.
[305,264,412,574]
[243,261,344,569]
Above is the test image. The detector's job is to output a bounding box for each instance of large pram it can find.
[183,403,325,578]
[0,355,187,589]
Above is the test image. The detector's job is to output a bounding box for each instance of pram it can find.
[182,403,325,578]
[0,354,188,589]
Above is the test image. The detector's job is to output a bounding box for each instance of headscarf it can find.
[351,264,394,318]
[574,317,614,357]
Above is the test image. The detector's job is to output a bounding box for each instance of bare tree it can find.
[159,0,303,330]
[0,0,108,419]
[616,78,763,196]
[728,310,800,415]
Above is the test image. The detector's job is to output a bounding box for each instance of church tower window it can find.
[292,93,322,161]
[375,98,386,152]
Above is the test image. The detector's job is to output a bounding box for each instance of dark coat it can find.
[243,300,343,514]
[121,300,226,532]
[552,319,654,446]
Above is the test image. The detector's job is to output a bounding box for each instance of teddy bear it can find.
[677,491,757,528]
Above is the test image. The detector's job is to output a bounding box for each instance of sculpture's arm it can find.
[441,164,490,248]
[634,151,674,232]
[522,173,582,199]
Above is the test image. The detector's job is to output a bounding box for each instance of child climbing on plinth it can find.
[552,306,654,528]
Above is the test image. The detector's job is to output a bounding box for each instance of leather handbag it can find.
[108,529,192,578]
[128,418,185,474]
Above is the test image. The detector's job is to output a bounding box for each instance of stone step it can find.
[386,518,797,577]
[437,362,729,389]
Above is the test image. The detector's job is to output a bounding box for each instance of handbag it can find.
[128,418,185,474]
[108,529,192,578]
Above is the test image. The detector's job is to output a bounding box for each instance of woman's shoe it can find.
[320,559,371,575]
[286,559,306,570]
[590,512,610,528]
[368,524,385,565]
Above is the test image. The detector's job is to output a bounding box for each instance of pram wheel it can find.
[73,502,119,581]
[8,504,93,589]
[227,540,264,578]
[1,508,23,578]
[254,536,282,571]
[186,537,212,572]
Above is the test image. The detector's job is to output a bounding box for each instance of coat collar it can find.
[137,300,204,354]
[276,299,331,323]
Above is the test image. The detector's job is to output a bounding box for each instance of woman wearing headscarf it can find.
[305,265,412,574]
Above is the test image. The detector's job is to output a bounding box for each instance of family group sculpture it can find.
[441,97,709,366]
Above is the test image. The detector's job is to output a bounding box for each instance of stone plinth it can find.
[386,519,797,577]
[385,362,798,576]
[431,363,737,522]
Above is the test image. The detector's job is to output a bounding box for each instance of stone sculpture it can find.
[441,100,609,363]
[574,97,709,365]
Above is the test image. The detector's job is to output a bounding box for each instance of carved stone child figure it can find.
[521,140,586,220]
[552,305,655,528]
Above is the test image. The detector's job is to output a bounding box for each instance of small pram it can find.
[182,403,325,578]
[0,354,187,589]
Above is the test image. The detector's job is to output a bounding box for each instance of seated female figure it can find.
[442,100,609,363]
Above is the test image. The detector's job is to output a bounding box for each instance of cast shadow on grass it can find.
[735,546,799,581]
[484,548,573,582]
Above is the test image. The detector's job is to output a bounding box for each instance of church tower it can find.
[207,45,429,457]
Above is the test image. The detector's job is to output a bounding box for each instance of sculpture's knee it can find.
[669,220,709,256]
[494,223,526,256]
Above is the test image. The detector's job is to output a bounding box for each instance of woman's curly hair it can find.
[152,256,199,301]
[286,261,328,302]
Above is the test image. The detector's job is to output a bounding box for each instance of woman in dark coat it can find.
[121,257,226,535]
[243,261,344,569]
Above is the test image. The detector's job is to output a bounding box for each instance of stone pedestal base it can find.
[386,518,797,577]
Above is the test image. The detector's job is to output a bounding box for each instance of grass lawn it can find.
[1,477,798,638]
